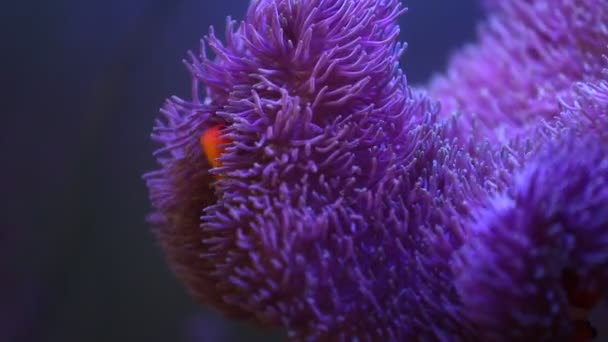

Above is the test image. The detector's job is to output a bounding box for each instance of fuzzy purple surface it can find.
[144,0,495,339]
[429,0,608,144]
[145,0,608,340]
[455,133,608,340]
[453,72,608,340]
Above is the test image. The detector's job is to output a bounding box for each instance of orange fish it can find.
[200,125,230,170]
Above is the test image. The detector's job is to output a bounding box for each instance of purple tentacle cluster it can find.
[429,0,608,143]
[145,0,608,340]
[453,69,608,341]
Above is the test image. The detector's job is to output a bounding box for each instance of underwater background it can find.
[4,0,607,341]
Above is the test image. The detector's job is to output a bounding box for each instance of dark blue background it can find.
[4,1,486,341]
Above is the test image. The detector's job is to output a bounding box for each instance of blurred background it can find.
[3,1,491,341]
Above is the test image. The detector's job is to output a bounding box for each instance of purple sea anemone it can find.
[145,0,608,340]
[454,132,608,340]
[428,0,608,143]
[453,73,608,340]
[144,0,492,338]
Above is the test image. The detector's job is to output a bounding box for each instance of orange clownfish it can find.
[200,125,231,172]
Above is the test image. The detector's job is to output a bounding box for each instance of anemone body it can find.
[145,0,608,340]
[429,0,608,143]
[144,0,502,339]
[453,74,608,341]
